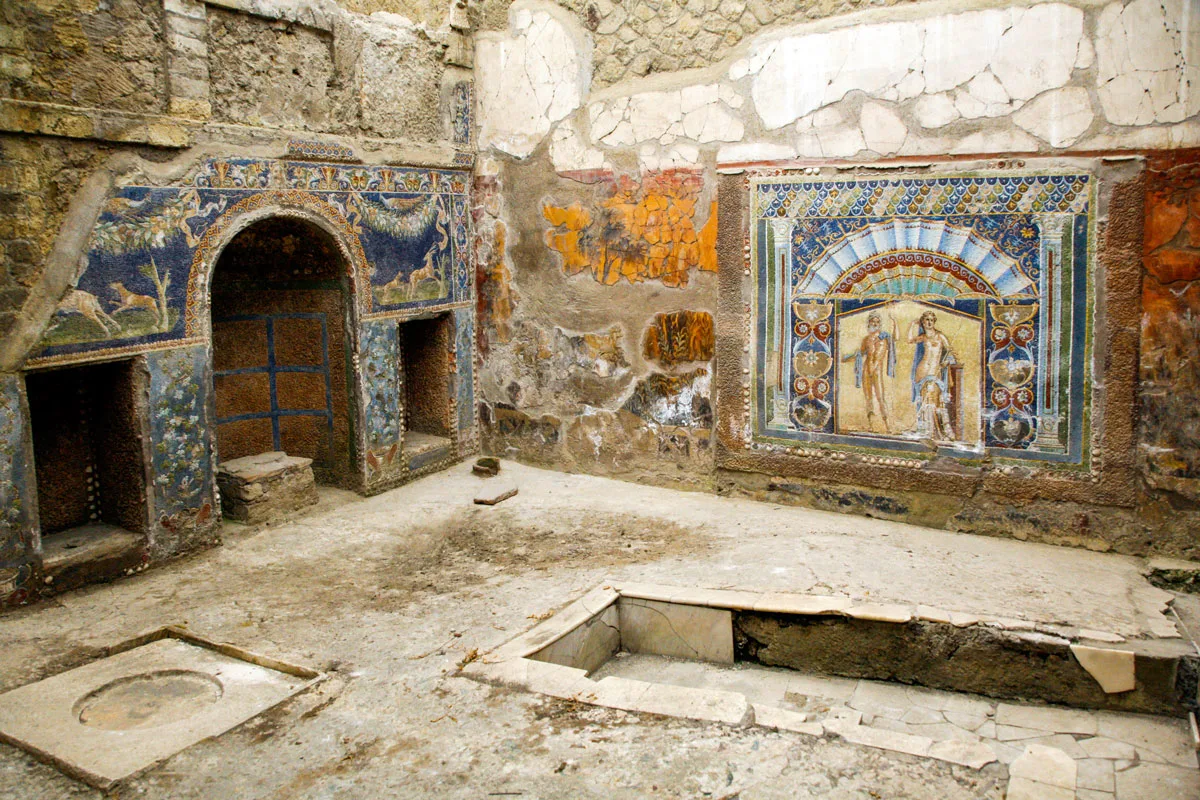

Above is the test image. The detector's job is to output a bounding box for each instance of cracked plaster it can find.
[476,2,591,157]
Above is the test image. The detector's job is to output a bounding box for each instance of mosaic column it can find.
[1034,216,1069,452]
[769,218,792,425]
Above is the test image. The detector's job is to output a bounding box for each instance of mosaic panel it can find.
[29,160,471,366]
[451,81,472,149]
[360,319,401,475]
[752,173,1093,465]
[146,345,215,533]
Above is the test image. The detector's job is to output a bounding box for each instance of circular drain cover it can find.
[75,670,223,730]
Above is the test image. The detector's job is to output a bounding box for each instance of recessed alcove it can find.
[210,217,353,487]
[400,313,454,467]
[25,360,148,584]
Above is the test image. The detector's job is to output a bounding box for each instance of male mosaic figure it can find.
[842,311,896,433]
[908,310,958,441]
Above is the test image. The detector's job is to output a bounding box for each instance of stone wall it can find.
[473,0,1200,556]
[0,0,479,606]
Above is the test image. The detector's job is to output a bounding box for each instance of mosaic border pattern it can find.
[750,172,1094,468]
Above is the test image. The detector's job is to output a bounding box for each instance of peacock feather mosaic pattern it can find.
[29,159,471,367]
[751,172,1093,466]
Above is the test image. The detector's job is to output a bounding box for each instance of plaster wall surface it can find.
[0,0,480,605]
[471,0,1200,557]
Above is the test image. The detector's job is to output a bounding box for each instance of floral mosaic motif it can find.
[29,160,472,366]
[147,346,214,530]
[451,81,472,148]
[455,308,475,434]
[360,320,401,474]
[543,170,718,288]
[643,310,715,367]
[286,139,356,162]
[753,173,1092,466]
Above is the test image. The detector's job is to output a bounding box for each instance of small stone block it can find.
[474,482,517,505]
[927,739,998,769]
[838,723,933,758]
[217,451,317,523]
[1070,645,1136,694]
[845,603,913,624]
[1005,777,1074,800]
[752,704,822,736]
[633,683,752,726]
[1010,744,1077,789]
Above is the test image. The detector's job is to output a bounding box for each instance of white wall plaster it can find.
[716,142,798,164]
[1095,0,1200,126]
[476,0,1200,164]
[476,3,590,158]
[550,118,607,173]
[748,4,1082,131]
[1013,87,1095,148]
[914,93,960,128]
[860,102,907,155]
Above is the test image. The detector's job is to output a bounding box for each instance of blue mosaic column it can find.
[359,319,401,484]
[454,307,475,445]
[0,373,37,605]
[145,345,218,553]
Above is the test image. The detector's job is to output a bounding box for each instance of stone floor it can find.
[0,460,1196,798]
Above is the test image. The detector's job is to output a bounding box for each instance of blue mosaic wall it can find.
[29,159,471,367]
[455,307,475,435]
[360,319,402,478]
[0,375,35,605]
[147,345,216,533]
[752,173,1093,466]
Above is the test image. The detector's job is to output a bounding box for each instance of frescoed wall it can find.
[27,160,471,368]
[751,173,1092,468]
[1,156,477,604]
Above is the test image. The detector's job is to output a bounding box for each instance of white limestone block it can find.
[914,93,960,128]
[682,102,745,143]
[990,3,1083,101]
[1013,87,1094,148]
[715,141,796,164]
[1070,644,1136,693]
[476,4,590,158]
[1010,744,1077,790]
[629,90,682,142]
[752,21,921,129]
[860,102,908,155]
[921,8,1009,94]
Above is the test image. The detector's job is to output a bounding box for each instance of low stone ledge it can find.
[217,451,318,524]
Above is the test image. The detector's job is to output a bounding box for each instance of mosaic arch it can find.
[751,172,1093,466]
[26,159,472,368]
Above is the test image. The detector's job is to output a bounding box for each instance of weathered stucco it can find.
[471,0,1200,558]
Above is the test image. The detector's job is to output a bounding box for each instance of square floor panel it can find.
[0,632,320,788]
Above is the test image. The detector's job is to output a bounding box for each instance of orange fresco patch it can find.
[542,171,717,288]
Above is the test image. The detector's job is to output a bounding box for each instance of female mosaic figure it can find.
[907,310,958,441]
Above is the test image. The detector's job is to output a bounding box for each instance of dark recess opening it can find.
[26,360,148,538]
[211,217,353,486]
[400,313,452,445]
